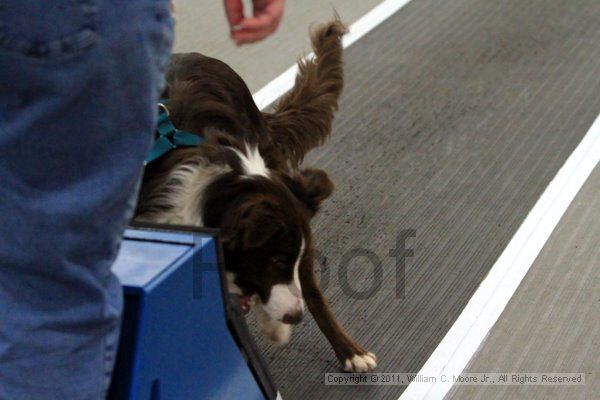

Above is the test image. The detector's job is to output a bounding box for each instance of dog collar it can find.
[145,99,204,165]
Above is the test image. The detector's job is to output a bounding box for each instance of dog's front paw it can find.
[343,352,377,373]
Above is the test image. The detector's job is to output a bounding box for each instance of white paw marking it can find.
[343,352,377,373]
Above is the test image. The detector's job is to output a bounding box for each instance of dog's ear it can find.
[286,168,334,216]
[221,198,285,250]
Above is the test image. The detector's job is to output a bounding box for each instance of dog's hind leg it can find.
[264,19,347,168]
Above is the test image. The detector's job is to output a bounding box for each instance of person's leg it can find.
[0,1,173,398]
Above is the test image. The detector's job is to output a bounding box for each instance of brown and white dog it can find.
[135,20,376,373]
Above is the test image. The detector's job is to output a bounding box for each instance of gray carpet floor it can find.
[447,164,600,400]
[243,0,600,399]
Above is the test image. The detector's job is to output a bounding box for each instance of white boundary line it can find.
[252,0,414,110]
[399,113,600,400]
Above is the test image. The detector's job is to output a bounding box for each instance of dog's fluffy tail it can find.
[265,19,347,167]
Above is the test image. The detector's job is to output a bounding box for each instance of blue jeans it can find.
[0,1,173,398]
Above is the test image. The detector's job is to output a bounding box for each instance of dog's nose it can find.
[282,311,303,325]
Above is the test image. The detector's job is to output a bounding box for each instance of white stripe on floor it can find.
[399,112,600,400]
[252,0,414,110]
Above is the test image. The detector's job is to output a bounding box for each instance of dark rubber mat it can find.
[248,0,600,398]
